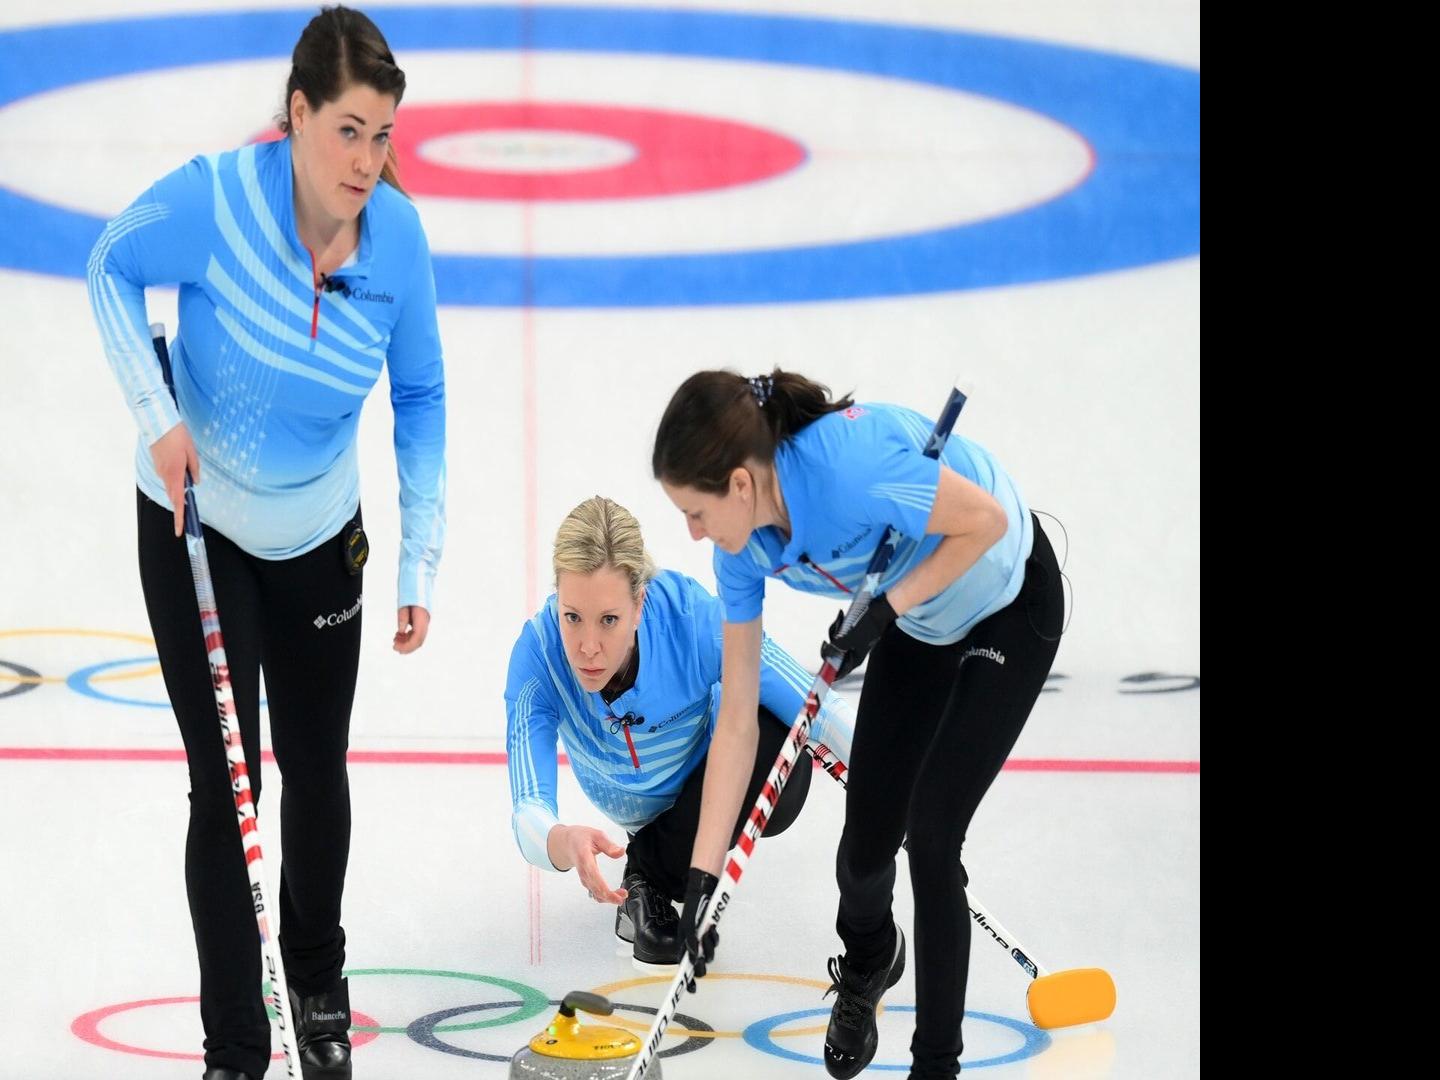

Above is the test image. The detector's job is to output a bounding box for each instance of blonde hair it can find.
[553,496,657,601]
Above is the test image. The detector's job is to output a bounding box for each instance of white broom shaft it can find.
[186,528,302,1074]
[627,658,842,1079]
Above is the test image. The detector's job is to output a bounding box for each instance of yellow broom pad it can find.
[1026,968,1116,1030]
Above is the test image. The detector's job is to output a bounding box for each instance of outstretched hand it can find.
[553,825,629,904]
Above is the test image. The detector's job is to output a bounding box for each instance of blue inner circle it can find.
[0,5,1199,305]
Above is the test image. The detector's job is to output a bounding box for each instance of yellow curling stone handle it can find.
[529,991,644,1061]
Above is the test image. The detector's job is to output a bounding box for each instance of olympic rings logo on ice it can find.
[71,968,1053,1068]
[0,628,1198,710]
[0,628,170,708]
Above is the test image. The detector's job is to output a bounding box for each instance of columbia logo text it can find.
[961,645,1005,666]
[330,283,394,304]
[832,526,873,559]
[648,700,702,732]
[313,595,363,629]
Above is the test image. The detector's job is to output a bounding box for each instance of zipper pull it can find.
[307,247,321,340]
[622,724,640,770]
[799,554,852,593]
[609,712,642,770]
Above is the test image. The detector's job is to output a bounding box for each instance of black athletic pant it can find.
[835,516,1063,1077]
[138,492,362,1079]
[626,707,815,902]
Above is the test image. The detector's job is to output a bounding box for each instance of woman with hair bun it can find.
[87,7,444,1077]
[654,370,1063,1080]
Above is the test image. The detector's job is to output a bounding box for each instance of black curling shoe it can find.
[823,927,907,1079]
[614,872,682,965]
[288,977,353,1079]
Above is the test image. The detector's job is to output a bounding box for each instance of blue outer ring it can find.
[0,5,1199,306]
[66,655,267,710]
[743,1005,1051,1068]
[66,657,172,709]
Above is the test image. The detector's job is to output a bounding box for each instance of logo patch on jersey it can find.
[843,406,866,420]
[331,285,395,304]
[832,526,873,559]
[647,695,708,732]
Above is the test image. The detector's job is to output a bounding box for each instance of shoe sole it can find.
[631,955,681,974]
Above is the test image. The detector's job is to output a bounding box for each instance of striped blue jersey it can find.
[505,569,854,870]
[715,404,1032,645]
[88,137,446,609]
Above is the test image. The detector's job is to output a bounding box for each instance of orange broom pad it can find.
[1026,968,1116,1030]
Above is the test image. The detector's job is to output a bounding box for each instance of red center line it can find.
[0,748,1200,773]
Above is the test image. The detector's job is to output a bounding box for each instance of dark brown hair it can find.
[276,5,408,195]
[652,369,854,494]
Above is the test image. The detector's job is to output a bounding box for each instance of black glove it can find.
[679,868,720,992]
[826,593,898,678]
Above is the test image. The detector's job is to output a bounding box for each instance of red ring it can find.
[258,101,806,200]
[71,995,381,1061]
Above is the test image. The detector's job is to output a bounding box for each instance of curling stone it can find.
[508,991,663,1079]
